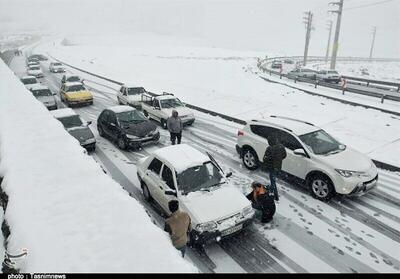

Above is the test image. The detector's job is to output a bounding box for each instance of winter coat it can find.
[167,116,183,134]
[263,143,287,171]
[246,186,276,222]
[164,210,191,248]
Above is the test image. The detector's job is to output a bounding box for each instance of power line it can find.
[344,0,398,11]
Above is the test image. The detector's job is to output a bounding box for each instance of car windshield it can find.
[53,63,62,66]
[328,71,339,74]
[67,76,80,82]
[58,115,83,129]
[22,78,37,84]
[116,110,147,123]
[29,66,40,70]
[299,130,345,155]
[66,85,85,92]
[32,89,52,97]
[176,161,224,194]
[127,87,145,95]
[160,98,183,108]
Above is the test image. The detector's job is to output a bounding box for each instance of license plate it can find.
[221,224,243,237]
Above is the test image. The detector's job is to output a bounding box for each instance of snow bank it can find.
[0,59,197,273]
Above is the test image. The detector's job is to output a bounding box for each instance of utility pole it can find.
[329,0,344,70]
[325,20,333,63]
[369,26,377,60]
[303,11,314,66]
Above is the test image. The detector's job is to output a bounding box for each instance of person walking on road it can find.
[167,110,183,145]
[246,181,276,223]
[262,134,287,201]
[164,200,192,257]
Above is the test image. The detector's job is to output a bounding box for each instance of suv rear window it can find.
[250,125,279,139]
[148,158,162,175]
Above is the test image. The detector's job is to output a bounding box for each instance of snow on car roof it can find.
[64,74,80,78]
[122,83,143,88]
[64,81,85,87]
[51,108,77,119]
[250,116,320,136]
[155,94,177,100]
[20,75,37,80]
[153,144,210,173]
[108,105,136,113]
[29,84,49,90]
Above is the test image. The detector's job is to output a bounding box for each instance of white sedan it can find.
[137,144,254,245]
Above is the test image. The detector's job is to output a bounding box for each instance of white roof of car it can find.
[152,144,210,173]
[51,108,77,119]
[64,81,84,87]
[156,94,177,100]
[122,83,143,88]
[108,105,135,113]
[29,84,49,90]
[64,74,80,78]
[21,75,37,80]
[249,116,320,136]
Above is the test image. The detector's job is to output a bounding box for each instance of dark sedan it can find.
[97,106,160,150]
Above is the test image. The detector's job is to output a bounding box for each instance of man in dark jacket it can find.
[263,134,287,201]
[167,110,183,145]
[246,181,276,223]
[164,200,191,257]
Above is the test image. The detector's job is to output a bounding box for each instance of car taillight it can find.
[238,130,244,136]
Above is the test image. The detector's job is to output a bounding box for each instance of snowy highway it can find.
[8,47,400,273]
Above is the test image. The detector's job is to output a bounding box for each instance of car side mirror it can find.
[165,190,177,197]
[87,121,92,126]
[294,149,307,157]
[226,172,233,178]
[154,106,160,110]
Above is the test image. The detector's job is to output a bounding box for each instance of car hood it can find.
[67,126,95,143]
[121,120,157,137]
[319,146,373,172]
[36,95,56,104]
[180,184,250,224]
[163,106,193,117]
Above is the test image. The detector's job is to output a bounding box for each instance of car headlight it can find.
[196,221,217,233]
[126,134,139,140]
[242,205,254,217]
[335,169,366,178]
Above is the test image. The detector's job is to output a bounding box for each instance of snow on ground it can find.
[310,61,400,83]
[0,59,197,273]
[34,36,400,167]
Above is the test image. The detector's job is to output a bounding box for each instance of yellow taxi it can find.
[60,82,93,107]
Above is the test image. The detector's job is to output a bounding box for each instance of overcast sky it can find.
[0,0,399,57]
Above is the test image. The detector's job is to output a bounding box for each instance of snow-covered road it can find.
[8,47,400,273]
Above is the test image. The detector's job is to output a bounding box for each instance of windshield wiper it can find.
[324,149,342,156]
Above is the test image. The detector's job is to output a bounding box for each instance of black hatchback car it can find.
[97,106,160,150]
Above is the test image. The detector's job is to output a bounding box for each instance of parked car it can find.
[27,65,44,78]
[271,60,283,69]
[137,144,254,245]
[26,57,39,65]
[287,68,317,80]
[117,84,146,109]
[61,74,82,84]
[51,108,96,152]
[97,105,160,150]
[27,61,40,68]
[236,116,378,201]
[141,93,195,129]
[28,54,47,61]
[49,62,65,73]
[29,84,57,110]
[315,70,341,83]
[284,59,295,64]
[20,76,39,90]
[60,82,93,107]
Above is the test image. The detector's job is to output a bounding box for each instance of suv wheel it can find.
[117,137,127,150]
[242,148,259,170]
[142,182,152,202]
[309,174,335,201]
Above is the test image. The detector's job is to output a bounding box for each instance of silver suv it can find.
[236,116,378,201]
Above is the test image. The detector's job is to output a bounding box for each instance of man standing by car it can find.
[167,110,183,145]
[246,181,276,223]
[263,134,287,201]
[164,200,191,257]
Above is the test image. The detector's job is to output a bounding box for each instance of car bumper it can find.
[67,99,93,106]
[190,219,253,245]
[182,118,195,126]
[347,174,379,196]
[82,142,96,151]
[45,104,58,110]
[127,133,160,148]
[52,69,65,73]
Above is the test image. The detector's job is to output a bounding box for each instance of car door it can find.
[149,99,161,121]
[143,157,163,202]
[277,130,309,179]
[60,84,65,100]
[248,125,279,162]
[106,111,120,140]
[120,87,128,104]
[157,164,177,213]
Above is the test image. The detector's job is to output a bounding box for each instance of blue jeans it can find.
[269,169,279,198]
[177,245,186,257]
